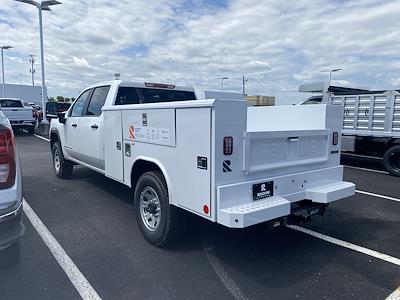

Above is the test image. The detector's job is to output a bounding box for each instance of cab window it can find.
[70,89,91,117]
[85,86,110,116]
[138,88,196,103]
[115,87,140,105]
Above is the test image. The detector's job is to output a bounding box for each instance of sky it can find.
[0,0,399,104]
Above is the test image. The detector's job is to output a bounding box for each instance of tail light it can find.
[223,136,233,155]
[32,108,35,119]
[332,131,338,146]
[0,125,16,189]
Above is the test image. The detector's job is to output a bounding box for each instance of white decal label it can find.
[132,125,171,145]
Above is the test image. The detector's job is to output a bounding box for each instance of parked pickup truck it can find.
[49,80,355,246]
[0,98,35,134]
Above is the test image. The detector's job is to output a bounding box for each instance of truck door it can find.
[75,85,110,170]
[63,89,92,158]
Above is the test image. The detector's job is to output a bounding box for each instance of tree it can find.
[56,96,65,102]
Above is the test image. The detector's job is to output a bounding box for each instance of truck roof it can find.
[86,80,195,92]
[0,98,22,101]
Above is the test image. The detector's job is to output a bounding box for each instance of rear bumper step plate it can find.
[219,196,290,228]
[306,181,355,204]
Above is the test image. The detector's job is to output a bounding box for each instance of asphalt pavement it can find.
[0,133,399,300]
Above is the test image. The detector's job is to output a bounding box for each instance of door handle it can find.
[288,137,299,142]
[71,123,77,127]
[91,124,99,129]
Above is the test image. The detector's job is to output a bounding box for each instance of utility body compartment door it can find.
[173,108,211,215]
[104,110,123,181]
[111,106,212,218]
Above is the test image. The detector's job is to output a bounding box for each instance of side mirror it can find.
[58,112,66,124]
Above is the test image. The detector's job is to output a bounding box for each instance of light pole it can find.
[220,76,228,89]
[14,0,62,120]
[321,68,342,86]
[1,46,13,98]
[242,75,248,95]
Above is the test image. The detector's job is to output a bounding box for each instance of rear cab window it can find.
[0,99,23,108]
[114,87,196,105]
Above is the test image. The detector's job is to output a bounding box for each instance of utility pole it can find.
[29,55,36,86]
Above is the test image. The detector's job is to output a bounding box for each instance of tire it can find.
[52,141,73,179]
[0,241,21,267]
[383,145,400,177]
[134,171,183,246]
[27,126,35,134]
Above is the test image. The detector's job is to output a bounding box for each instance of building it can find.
[0,83,47,107]
[246,95,275,106]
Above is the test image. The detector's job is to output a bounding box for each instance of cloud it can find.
[72,57,92,69]
[0,0,399,104]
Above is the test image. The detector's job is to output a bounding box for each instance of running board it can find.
[219,196,290,228]
[306,181,355,204]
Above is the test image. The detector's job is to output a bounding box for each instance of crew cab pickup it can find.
[49,80,355,246]
[0,98,35,134]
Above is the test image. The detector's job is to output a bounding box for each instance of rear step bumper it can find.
[306,181,355,204]
[217,178,355,228]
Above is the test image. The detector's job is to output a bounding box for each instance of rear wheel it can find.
[383,145,400,177]
[52,141,73,179]
[134,171,183,246]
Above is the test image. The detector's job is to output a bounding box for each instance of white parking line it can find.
[387,287,400,300]
[288,225,400,266]
[344,165,388,174]
[356,190,400,203]
[33,134,50,142]
[23,199,101,300]
[342,153,382,160]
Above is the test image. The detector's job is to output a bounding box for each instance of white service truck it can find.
[49,80,355,246]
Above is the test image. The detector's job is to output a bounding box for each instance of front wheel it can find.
[52,142,73,179]
[383,145,400,177]
[134,171,183,246]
